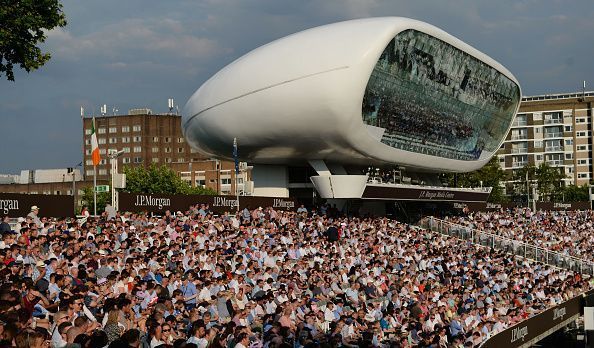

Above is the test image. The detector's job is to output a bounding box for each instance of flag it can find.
[91,117,101,166]
[233,138,239,174]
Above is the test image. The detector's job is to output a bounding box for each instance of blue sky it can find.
[1,0,593,173]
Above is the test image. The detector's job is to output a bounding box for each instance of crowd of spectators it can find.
[0,204,591,348]
[446,208,594,261]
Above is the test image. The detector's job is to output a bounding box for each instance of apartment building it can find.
[82,109,251,195]
[498,91,594,186]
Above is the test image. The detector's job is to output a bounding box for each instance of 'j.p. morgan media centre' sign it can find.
[119,192,297,214]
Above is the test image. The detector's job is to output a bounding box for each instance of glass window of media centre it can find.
[362,29,520,161]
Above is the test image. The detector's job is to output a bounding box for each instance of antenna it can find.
[112,107,119,115]
[583,80,586,99]
[168,98,174,112]
[100,104,107,115]
[80,106,84,118]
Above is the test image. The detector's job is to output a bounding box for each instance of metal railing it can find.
[544,118,563,124]
[544,132,563,138]
[418,217,594,276]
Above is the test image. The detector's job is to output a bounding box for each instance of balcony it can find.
[544,119,563,125]
[545,146,563,152]
[510,134,528,140]
[511,161,528,168]
[547,160,564,166]
[512,120,527,127]
[544,132,563,139]
[510,148,528,154]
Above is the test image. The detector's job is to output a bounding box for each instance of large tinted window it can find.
[362,30,520,161]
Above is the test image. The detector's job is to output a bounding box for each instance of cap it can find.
[98,249,108,256]
[97,278,108,285]
[31,206,39,211]
[36,260,46,268]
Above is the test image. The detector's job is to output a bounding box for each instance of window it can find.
[178,137,185,143]
[513,114,527,127]
[577,131,588,137]
[165,137,171,143]
[178,147,185,153]
[152,147,159,153]
[165,147,172,153]
[133,125,141,132]
[578,173,590,179]
[511,129,528,140]
[578,159,589,165]
[577,118,587,123]
[133,136,141,142]
[121,137,130,143]
[98,128,106,134]
[100,159,107,165]
[565,139,573,146]
[133,146,142,153]
[153,136,159,142]
[176,158,185,163]
[85,139,91,145]
[180,172,192,184]
[195,171,206,187]
[99,169,107,175]
[85,149,91,155]
[133,157,143,163]
[85,129,92,135]
[536,154,543,161]
[564,125,572,132]
[565,153,573,160]
[99,149,107,155]
[577,145,588,151]
[123,147,130,153]
[123,157,131,164]
[221,178,232,185]
[98,138,106,144]
[165,158,172,163]
[544,112,562,124]
[545,153,563,166]
[534,140,543,148]
[109,127,117,133]
[533,113,542,121]
[535,127,541,134]
[109,137,117,144]
[85,160,93,165]
[152,158,159,163]
[121,126,130,132]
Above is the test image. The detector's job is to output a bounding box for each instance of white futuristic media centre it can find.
[183,17,521,199]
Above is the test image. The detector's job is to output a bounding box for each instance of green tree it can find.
[534,162,566,201]
[558,184,589,202]
[512,163,566,202]
[122,164,217,195]
[81,187,110,214]
[444,156,509,203]
[0,0,67,81]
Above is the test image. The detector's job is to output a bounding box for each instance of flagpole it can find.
[93,165,97,217]
[234,138,239,214]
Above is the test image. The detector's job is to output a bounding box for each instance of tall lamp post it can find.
[108,150,125,211]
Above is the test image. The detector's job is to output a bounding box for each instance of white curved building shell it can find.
[183,17,521,172]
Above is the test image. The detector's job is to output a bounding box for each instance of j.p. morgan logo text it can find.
[273,199,294,209]
[213,197,238,208]
[135,195,171,209]
[510,326,528,343]
[0,199,18,214]
[552,307,566,321]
